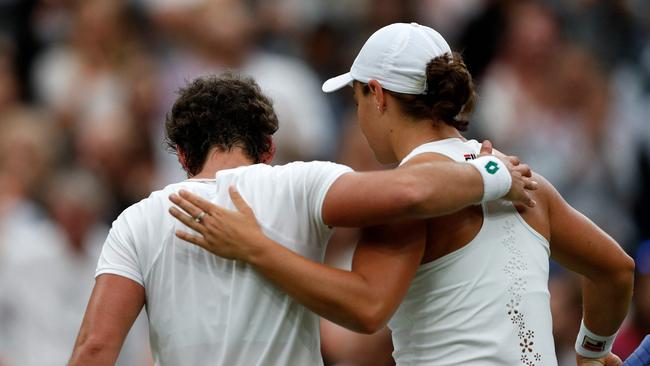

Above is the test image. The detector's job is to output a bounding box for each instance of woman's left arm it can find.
[169,187,426,333]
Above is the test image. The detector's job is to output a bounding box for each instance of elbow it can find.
[596,251,635,292]
[69,335,114,366]
[353,302,390,335]
[615,253,635,289]
[355,316,383,335]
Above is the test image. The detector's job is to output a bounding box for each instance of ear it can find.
[175,146,190,173]
[368,79,386,112]
[259,137,276,164]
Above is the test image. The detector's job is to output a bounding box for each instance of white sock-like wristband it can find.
[574,320,618,358]
[468,156,512,202]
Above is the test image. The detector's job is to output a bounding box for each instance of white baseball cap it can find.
[322,22,451,95]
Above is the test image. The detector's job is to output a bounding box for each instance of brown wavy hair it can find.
[165,73,278,176]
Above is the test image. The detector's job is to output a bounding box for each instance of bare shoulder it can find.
[530,173,560,206]
[512,172,557,240]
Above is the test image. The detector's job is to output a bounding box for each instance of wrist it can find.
[244,232,276,266]
[575,320,618,359]
[467,156,511,202]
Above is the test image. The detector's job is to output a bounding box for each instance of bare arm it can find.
[69,274,145,366]
[323,143,535,227]
[538,175,633,365]
[169,187,426,334]
[543,175,634,335]
[322,156,483,227]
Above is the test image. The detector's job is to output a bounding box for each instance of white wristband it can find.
[574,320,618,358]
[468,156,511,202]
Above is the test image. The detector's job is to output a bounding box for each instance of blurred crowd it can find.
[0,0,648,365]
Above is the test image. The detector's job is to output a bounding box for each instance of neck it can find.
[390,118,464,162]
[189,147,255,179]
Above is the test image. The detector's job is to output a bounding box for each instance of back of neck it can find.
[392,120,464,162]
[190,147,255,179]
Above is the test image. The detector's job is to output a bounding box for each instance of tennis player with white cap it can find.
[171,23,634,366]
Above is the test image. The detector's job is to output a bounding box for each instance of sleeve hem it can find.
[314,166,353,227]
[95,268,145,287]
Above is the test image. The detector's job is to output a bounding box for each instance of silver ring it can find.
[194,211,206,223]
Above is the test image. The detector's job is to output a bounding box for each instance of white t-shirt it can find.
[96,161,352,366]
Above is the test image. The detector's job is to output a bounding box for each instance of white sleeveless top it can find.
[389,138,557,366]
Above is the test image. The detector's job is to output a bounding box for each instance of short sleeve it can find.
[95,210,144,287]
[301,161,353,227]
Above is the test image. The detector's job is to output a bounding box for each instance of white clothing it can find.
[388,138,556,366]
[0,208,148,366]
[96,161,352,366]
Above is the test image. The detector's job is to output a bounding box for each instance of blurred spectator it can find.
[0,43,20,116]
[33,0,152,123]
[32,0,158,213]
[555,0,643,70]
[613,240,650,359]
[31,0,75,46]
[0,0,39,101]
[631,1,650,241]
[454,1,507,80]
[32,0,158,190]
[475,0,639,248]
[152,0,336,183]
[0,116,61,363]
[74,107,156,218]
[0,111,57,226]
[549,271,582,366]
[416,0,486,44]
[0,169,150,366]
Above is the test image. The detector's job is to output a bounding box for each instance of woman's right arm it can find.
[321,147,536,227]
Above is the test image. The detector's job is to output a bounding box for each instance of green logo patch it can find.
[485,161,499,175]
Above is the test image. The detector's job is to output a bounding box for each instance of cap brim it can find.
[322,73,354,93]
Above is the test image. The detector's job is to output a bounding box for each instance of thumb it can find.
[480,140,493,156]
[229,186,253,215]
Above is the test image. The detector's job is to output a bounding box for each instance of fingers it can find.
[228,186,253,214]
[506,155,521,166]
[178,190,218,214]
[516,177,537,207]
[175,230,209,249]
[169,193,204,219]
[514,163,531,177]
[517,191,536,208]
[508,174,537,207]
[524,194,537,208]
[479,140,493,156]
[523,177,539,191]
[169,206,205,233]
